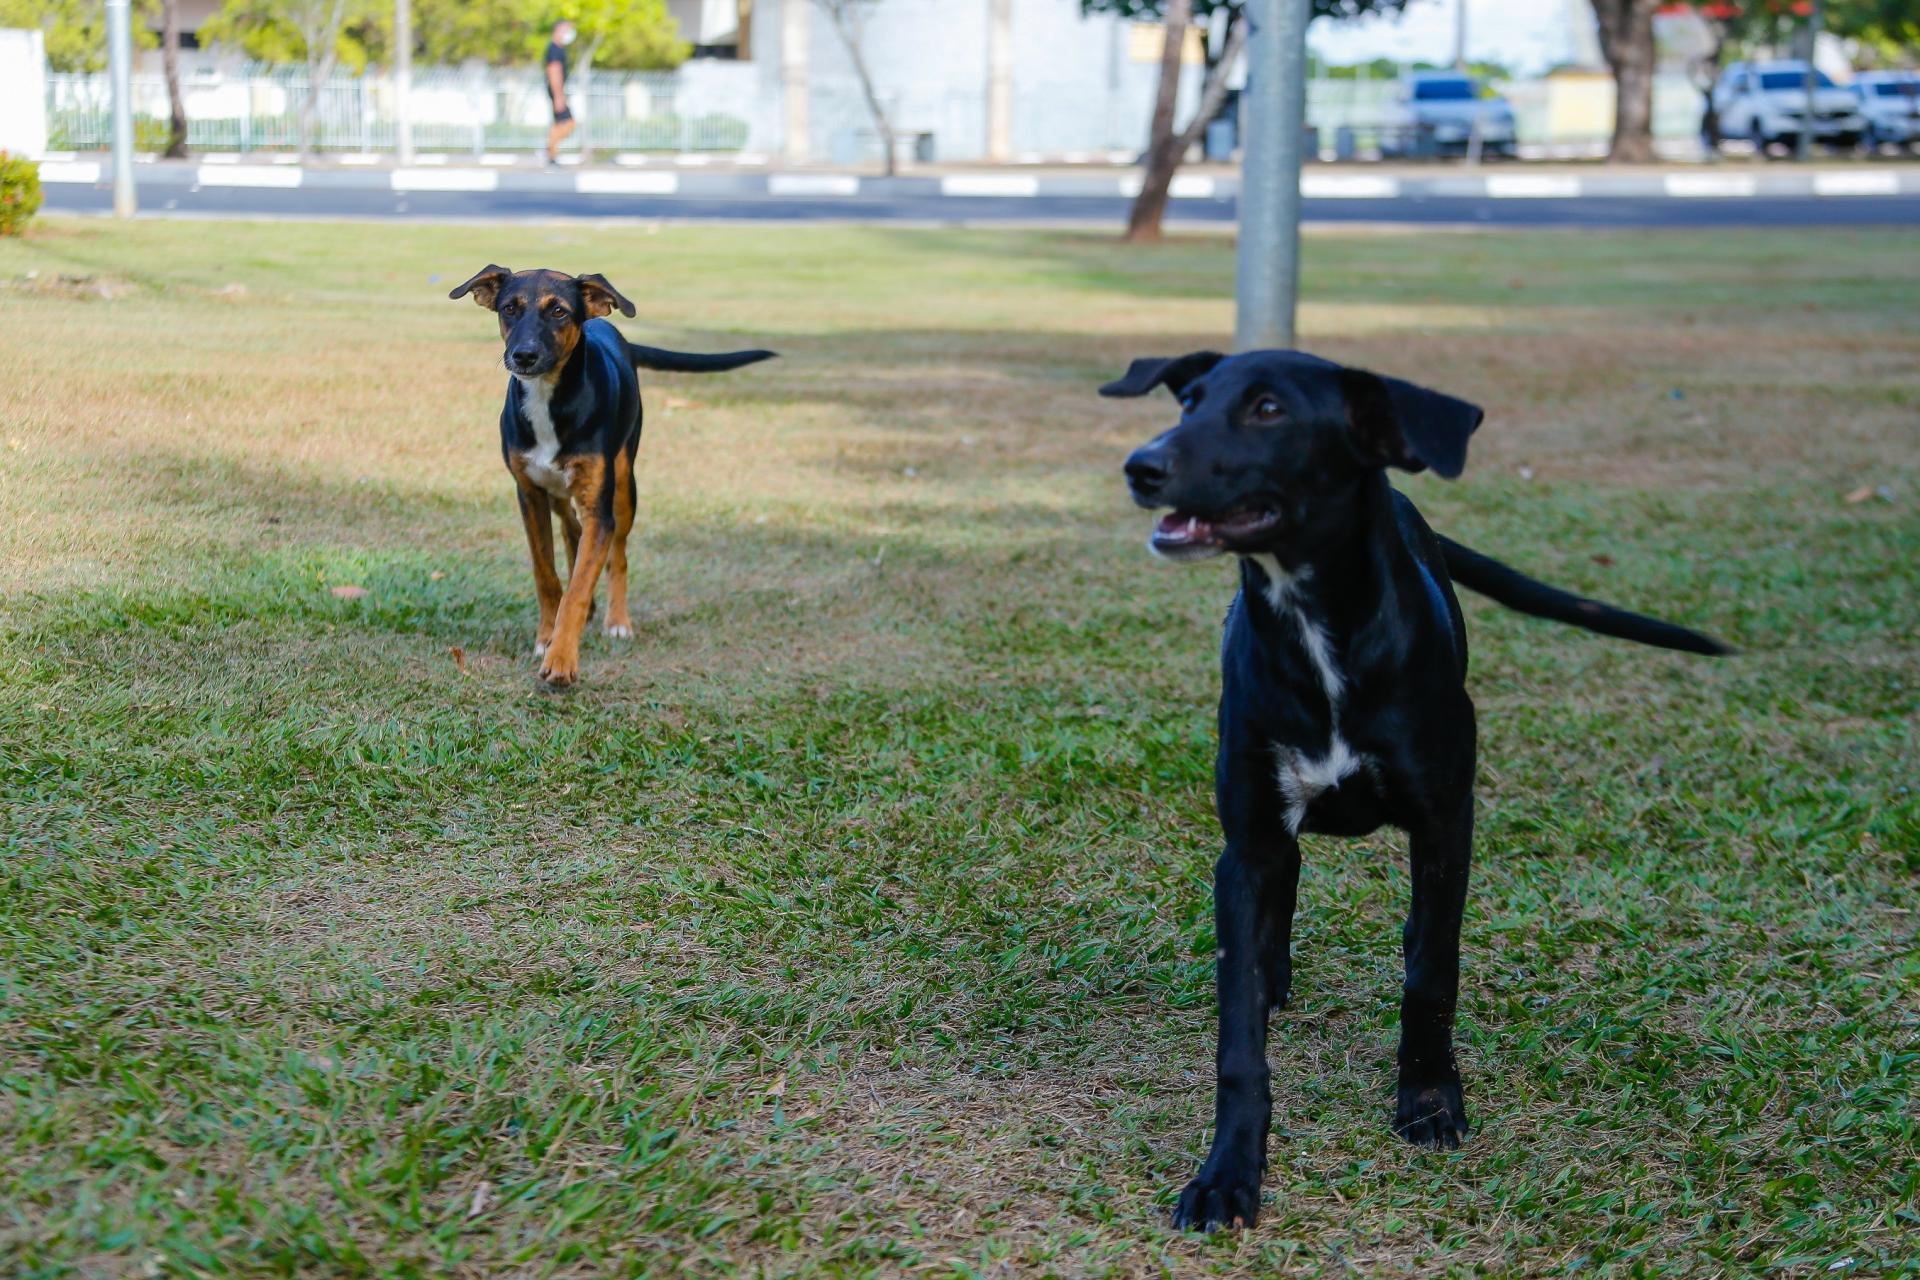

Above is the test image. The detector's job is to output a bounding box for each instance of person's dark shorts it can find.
[552,105,573,124]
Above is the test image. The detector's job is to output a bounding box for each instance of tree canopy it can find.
[200,0,380,73]
[1690,0,1919,51]
[192,0,688,72]
[0,0,157,72]
[402,0,688,71]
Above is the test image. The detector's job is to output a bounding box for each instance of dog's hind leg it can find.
[1394,800,1474,1150]
[1174,834,1299,1232]
[514,482,564,659]
[603,448,636,639]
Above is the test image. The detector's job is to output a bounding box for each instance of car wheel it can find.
[1750,118,1771,156]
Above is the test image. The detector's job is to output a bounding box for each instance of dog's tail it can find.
[626,342,776,374]
[1437,535,1731,656]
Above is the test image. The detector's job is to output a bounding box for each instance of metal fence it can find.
[46,65,751,155]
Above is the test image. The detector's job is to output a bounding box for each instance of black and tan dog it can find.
[1107,349,1727,1231]
[451,265,774,686]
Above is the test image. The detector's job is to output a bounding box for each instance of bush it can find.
[0,153,42,237]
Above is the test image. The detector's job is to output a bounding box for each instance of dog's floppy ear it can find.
[1338,368,1484,480]
[576,273,637,319]
[1099,351,1226,399]
[449,264,512,310]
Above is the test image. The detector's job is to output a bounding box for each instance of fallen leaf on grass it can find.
[450,646,469,675]
[466,1181,493,1219]
[328,585,368,599]
[765,1075,787,1098]
[430,570,446,581]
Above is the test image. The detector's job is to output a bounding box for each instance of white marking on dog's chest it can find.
[515,376,572,500]
[1247,555,1366,834]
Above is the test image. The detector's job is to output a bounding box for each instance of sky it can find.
[1306,0,1598,75]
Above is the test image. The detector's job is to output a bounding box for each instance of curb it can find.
[31,158,1920,201]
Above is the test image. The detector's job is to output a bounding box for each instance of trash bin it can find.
[1204,117,1236,161]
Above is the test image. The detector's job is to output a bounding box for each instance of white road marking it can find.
[390,168,498,192]
[576,171,678,195]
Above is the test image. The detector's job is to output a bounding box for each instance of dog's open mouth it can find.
[1150,509,1282,561]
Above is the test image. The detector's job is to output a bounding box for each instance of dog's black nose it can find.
[510,346,541,371]
[1125,446,1171,498]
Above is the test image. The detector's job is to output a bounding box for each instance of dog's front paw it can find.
[1394,1073,1469,1150]
[604,621,634,640]
[538,648,581,689]
[1172,1164,1263,1232]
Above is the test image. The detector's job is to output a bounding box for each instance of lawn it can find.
[0,216,1915,1279]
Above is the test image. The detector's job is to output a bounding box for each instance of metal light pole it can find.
[106,0,136,217]
[1234,0,1312,351]
[1797,0,1823,162]
[1454,0,1468,70]
[395,0,414,163]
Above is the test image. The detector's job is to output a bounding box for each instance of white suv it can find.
[1712,60,1866,153]
[1851,71,1920,150]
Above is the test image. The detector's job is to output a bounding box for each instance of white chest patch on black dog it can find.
[515,375,572,500]
[1246,555,1366,834]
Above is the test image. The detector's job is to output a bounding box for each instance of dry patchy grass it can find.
[0,218,1916,1278]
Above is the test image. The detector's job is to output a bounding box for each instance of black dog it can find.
[1106,350,1726,1232]
[450,265,774,686]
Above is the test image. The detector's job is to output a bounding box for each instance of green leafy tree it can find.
[1080,0,1410,241]
[404,0,686,71]
[0,0,157,72]
[201,0,382,154]
[562,0,688,71]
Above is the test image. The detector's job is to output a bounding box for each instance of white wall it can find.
[753,0,1198,164]
[0,28,50,158]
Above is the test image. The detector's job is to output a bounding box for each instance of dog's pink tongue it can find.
[1157,512,1212,541]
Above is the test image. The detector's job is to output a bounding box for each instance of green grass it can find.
[1,217,1916,1278]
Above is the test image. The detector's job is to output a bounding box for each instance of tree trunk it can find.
[162,0,188,158]
[1126,5,1244,243]
[820,2,896,176]
[1126,0,1194,243]
[1591,0,1657,163]
[297,0,349,159]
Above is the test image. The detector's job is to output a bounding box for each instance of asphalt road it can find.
[42,181,1920,227]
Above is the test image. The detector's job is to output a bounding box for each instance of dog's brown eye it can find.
[1250,396,1285,423]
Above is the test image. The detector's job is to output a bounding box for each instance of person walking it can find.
[545,20,578,165]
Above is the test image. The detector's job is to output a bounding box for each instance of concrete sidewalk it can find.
[35,154,1920,203]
